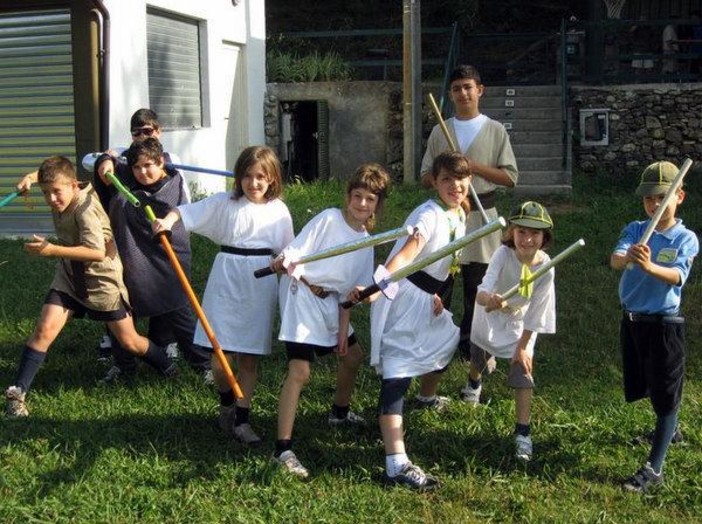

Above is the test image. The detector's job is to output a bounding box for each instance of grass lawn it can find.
[1,170,701,523]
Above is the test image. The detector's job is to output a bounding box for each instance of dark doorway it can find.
[280,100,329,182]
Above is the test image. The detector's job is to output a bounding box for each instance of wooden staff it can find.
[427,92,489,223]
[626,157,693,270]
[106,172,244,399]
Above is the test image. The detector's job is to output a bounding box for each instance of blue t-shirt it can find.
[613,218,698,315]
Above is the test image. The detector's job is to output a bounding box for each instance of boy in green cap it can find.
[611,161,698,492]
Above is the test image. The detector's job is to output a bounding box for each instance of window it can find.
[146,9,208,129]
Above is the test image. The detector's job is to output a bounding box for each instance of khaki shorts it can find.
[470,343,534,389]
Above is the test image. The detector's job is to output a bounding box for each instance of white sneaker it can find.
[515,434,533,461]
[202,369,215,386]
[414,395,450,411]
[460,382,482,405]
[273,450,309,479]
[5,386,28,417]
[165,343,180,360]
[233,423,262,445]
[328,410,365,426]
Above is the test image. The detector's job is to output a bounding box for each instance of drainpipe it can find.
[90,0,110,151]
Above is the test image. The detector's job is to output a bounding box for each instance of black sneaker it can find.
[622,463,664,492]
[632,426,683,446]
[383,462,439,491]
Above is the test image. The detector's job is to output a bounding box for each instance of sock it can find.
[219,389,235,407]
[469,378,482,390]
[331,403,350,420]
[515,423,531,437]
[415,394,436,403]
[234,406,250,426]
[15,345,47,393]
[274,439,292,457]
[140,341,172,374]
[648,410,678,474]
[385,453,410,477]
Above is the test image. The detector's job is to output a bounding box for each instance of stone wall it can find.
[571,84,702,174]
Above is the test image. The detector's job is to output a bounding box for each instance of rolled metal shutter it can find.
[0,8,75,226]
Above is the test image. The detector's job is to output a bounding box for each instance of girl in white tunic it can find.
[153,146,293,445]
[368,151,471,491]
[271,164,391,479]
[461,201,556,462]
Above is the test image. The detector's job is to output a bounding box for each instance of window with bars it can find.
[146,9,208,129]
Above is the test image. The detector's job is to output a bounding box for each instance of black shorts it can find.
[286,333,358,362]
[45,289,130,322]
[620,314,685,416]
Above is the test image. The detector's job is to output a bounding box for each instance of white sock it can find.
[386,453,409,477]
[415,394,436,402]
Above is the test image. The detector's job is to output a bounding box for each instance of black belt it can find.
[406,270,445,295]
[624,311,684,324]
[469,190,496,210]
[221,246,274,257]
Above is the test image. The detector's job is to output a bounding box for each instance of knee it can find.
[237,355,258,375]
[286,361,311,386]
[341,344,364,368]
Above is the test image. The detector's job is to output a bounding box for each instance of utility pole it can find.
[402,0,421,183]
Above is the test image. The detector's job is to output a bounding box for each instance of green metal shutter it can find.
[146,10,203,129]
[0,8,75,225]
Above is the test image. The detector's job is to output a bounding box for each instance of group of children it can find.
[3,68,697,494]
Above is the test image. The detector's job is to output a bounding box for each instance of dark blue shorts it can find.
[44,289,130,322]
[285,333,358,362]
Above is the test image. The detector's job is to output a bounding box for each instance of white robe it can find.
[179,193,294,355]
[278,208,373,347]
[371,200,462,378]
[470,245,556,359]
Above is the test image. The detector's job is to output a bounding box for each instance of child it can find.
[460,201,556,462]
[100,137,211,383]
[153,146,294,444]
[369,151,470,490]
[4,157,174,417]
[271,163,391,478]
[610,161,698,492]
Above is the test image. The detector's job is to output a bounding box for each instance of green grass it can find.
[1,172,701,523]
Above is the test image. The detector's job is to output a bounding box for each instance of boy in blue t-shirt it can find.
[610,161,698,492]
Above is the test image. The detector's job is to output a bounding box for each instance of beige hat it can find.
[636,161,679,196]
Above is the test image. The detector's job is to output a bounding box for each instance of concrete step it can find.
[507,130,563,144]
[518,157,565,171]
[518,170,571,186]
[512,143,564,157]
[499,119,562,132]
[480,96,562,109]
[514,183,572,196]
[484,107,563,121]
[483,86,562,97]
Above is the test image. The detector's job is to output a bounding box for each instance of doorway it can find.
[280,100,329,182]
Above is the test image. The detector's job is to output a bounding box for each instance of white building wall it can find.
[103,0,266,193]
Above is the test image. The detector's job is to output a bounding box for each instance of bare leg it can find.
[333,342,363,406]
[515,388,532,426]
[27,303,73,352]
[235,353,259,409]
[106,315,150,356]
[418,372,442,398]
[380,414,405,455]
[277,359,310,440]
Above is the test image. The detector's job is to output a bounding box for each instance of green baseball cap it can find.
[508,201,553,229]
[635,161,679,196]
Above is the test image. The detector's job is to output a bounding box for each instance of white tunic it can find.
[278,208,373,347]
[470,245,556,359]
[179,193,294,355]
[371,200,463,378]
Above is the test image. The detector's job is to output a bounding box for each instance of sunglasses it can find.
[131,127,156,138]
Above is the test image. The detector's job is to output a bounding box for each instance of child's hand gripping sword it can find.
[626,157,693,270]
[341,217,506,309]
[0,190,23,209]
[253,225,415,279]
[105,172,245,399]
[427,92,489,224]
[486,238,586,312]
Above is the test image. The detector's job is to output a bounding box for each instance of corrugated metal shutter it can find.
[316,101,330,180]
[0,8,75,226]
[146,10,202,129]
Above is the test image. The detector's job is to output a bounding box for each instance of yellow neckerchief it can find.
[434,199,466,275]
[516,251,545,299]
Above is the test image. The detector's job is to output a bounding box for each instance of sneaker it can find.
[459,382,482,405]
[163,362,178,378]
[633,426,684,446]
[98,365,123,385]
[414,395,450,411]
[165,343,180,360]
[233,423,262,445]
[5,386,28,418]
[202,369,215,386]
[515,434,533,461]
[383,462,439,491]
[622,463,664,492]
[328,410,366,426]
[485,355,497,374]
[218,404,236,435]
[273,450,309,479]
[97,335,112,362]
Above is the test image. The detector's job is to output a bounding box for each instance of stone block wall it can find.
[572,84,702,174]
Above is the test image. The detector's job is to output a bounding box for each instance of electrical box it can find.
[579,108,610,146]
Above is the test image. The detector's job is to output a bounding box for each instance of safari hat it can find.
[508,201,553,229]
[635,161,679,196]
